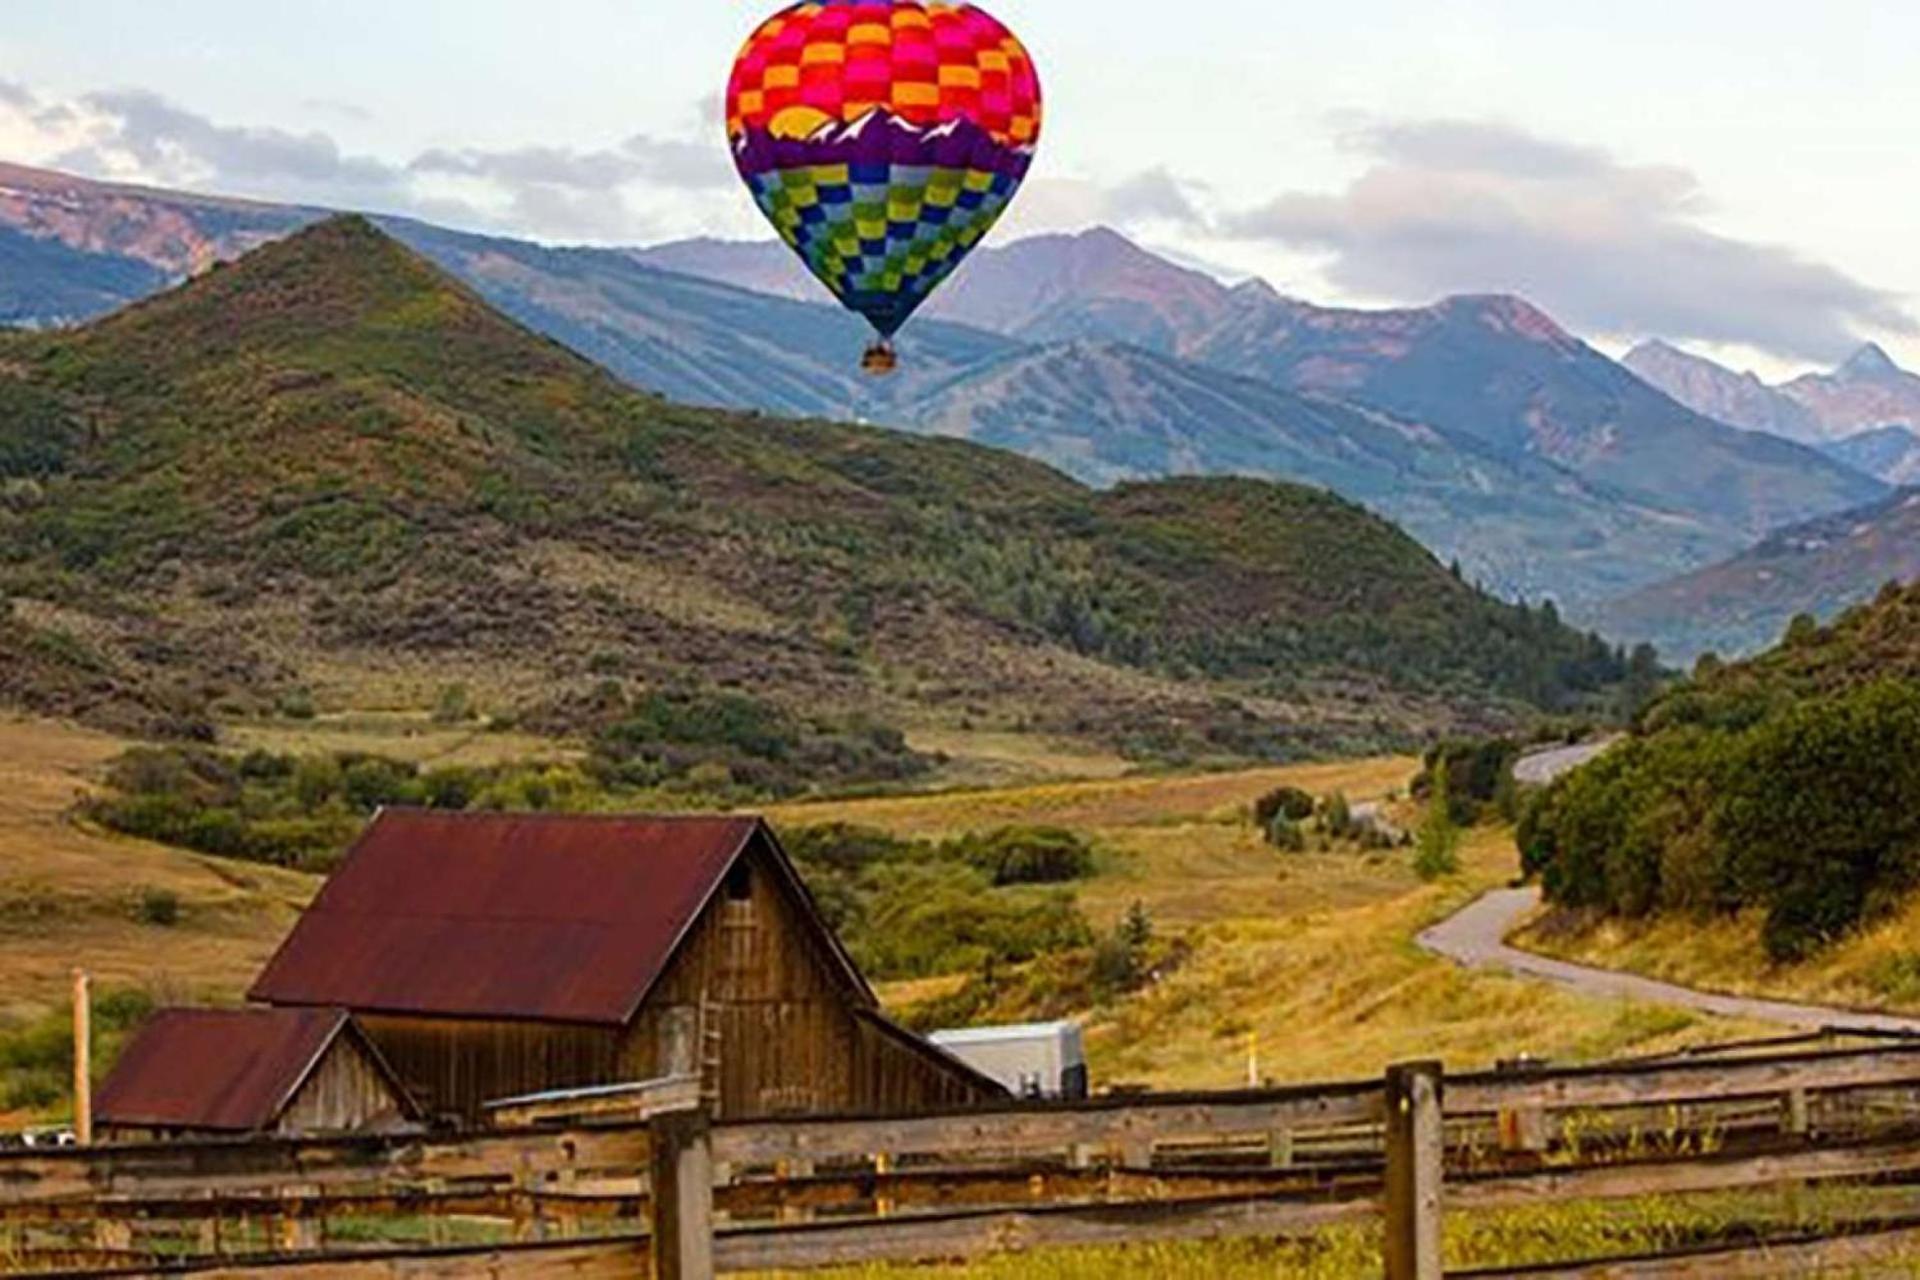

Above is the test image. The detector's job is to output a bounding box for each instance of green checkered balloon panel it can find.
[748,160,1018,336]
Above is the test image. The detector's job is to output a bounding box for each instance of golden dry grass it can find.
[749,1185,1920,1279]
[778,756,1769,1085]
[1088,829,1772,1091]
[899,727,1138,789]
[0,717,315,1026]
[772,756,1414,836]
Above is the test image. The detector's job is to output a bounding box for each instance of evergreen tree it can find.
[1414,758,1462,881]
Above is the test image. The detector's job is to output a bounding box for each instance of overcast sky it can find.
[2,0,1914,378]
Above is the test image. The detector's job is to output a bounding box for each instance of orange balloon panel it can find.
[727,1,1042,150]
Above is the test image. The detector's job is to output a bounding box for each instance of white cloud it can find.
[0,80,738,245]
[1218,119,1914,364]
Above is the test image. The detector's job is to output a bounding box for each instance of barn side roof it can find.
[248,810,867,1025]
[96,1008,403,1132]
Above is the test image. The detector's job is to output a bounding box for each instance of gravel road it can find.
[1418,886,1920,1035]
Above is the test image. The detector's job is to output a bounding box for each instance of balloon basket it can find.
[861,340,899,376]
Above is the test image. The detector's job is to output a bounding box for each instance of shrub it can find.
[276,688,318,720]
[1254,786,1316,827]
[1525,679,1920,962]
[136,888,180,927]
[950,826,1096,886]
[1319,791,1354,840]
[1091,903,1154,1000]
[1266,813,1306,853]
[432,683,474,724]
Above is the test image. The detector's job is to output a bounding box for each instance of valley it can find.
[0,708,1767,1129]
[7,10,1920,1277]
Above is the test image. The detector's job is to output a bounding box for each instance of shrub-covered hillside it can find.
[0,216,1630,769]
[1521,582,1920,960]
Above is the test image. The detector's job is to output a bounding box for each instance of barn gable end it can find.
[96,1008,416,1142]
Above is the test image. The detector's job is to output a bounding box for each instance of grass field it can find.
[774,758,1768,1089]
[747,1184,1912,1279]
[0,718,315,1023]
[221,712,582,769]
[0,712,1833,1275]
[0,717,318,1127]
[0,713,1766,1125]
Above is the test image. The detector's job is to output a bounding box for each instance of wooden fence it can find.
[8,1031,1920,1278]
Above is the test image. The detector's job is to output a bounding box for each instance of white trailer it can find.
[928,1021,1088,1100]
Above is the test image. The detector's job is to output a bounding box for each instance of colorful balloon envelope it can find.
[726,0,1043,362]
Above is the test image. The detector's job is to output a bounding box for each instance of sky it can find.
[2,0,1915,379]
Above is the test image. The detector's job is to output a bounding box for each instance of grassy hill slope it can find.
[1606,489,1920,661]
[1522,579,1920,964]
[0,216,1628,770]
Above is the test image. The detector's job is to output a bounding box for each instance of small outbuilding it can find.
[930,1021,1088,1100]
[95,1007,418,1143]
[247,811,1004,1124]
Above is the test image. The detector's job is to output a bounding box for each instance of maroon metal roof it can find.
[96,1008,367,1132]
[248,811,782,1025]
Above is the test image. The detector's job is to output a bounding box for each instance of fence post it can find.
[1384,1060,1444,1280]
[650,1106,715,1280]
[1782,1088,1811,1139]
[72,969,92,1147]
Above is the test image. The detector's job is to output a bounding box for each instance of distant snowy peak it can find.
[1840,342,1904,382]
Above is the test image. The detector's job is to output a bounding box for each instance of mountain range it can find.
[1625,339,1920,453]
[1596,338,1920,656]
[0,216,1632,759]
[0,160,1894,622]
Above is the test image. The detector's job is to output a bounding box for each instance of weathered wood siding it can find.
[621,837,997,1119]
[276,1033,412,1136]
[356,1016,625,1125]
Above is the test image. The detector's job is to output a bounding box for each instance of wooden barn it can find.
[247,811,1003,1124]
[94,1008,417,1143]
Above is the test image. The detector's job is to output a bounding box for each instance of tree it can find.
[1414,758,1463,881]
[1092,901,1155,999]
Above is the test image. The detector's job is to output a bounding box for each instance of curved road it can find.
[1512,739,1616,787]
[1419,886,1920,1036]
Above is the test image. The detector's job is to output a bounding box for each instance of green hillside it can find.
[1606,490,1920,662]
[0,216,1628,779]
[1522,581,1920,960]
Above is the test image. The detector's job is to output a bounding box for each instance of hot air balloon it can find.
[726,0,1043,373]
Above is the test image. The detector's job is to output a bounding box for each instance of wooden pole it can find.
[650,1106,715,1280]
[71,969,92,1146]
[1384,1060,1444,1280]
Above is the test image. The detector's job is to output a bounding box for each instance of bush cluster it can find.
[589,686,931,798]
[781,824,1099,980]
[84,689,935,872]
[1414,738,1521,824]
[1521,679,1920,962]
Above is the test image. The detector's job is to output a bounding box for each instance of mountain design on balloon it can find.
[735,108,1032,180]
[725,0,1043,351]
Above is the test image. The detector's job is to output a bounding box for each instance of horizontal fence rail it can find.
[8,1035,1920,1277]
